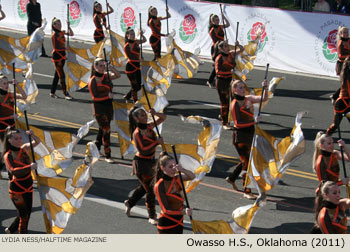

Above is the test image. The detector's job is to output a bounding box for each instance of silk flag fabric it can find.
[164,115,222,193]
[112,101,136,157]
[16,119,95,177]
[39,141,99,234]
[245,112,306,192]
[166,32,201,79]
[191,203,259,234]
[66,41,103,92]
[0,20,46,74]
[15,65,39,115]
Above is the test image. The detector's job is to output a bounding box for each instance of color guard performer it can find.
[88,58,120,163]
[50,17,73,100]
[147,6,171,60]
[226,79,267,199]
[124,106,166,225]
[123,27,146,103]
[206,14,230,89]
[93,1,114,43]
[154,152,194,234]
[3,127,40,234]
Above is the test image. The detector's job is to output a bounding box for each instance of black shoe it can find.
[40,53,49,58]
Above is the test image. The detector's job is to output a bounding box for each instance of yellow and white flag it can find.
[232,23,264,82]
[191,203,259,234]
[66,41,103,92]
[165,115,222,193]
[103,30,127,67]
[15,65,39,115]
[112,101,137,157]
[166,33,201,79]
[141,53,175,95]
[16,119,95,177]
[0,20,46,74]
[38,141,99,234]
[245,112,306,192]
[0,34,30,74]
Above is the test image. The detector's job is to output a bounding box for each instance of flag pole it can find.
[233,22,239,66]
[105,0,111,33]
[24,110,38,180]
[165,0,169,35]
[139,13,143,60]
[103,48,110,82]
[67,4,70,48]
[141,85,166,151]
[258,63,269,117]
[12,63,17,115]
[337,115,350,198]
[171,145,192,221]
[219,3,227,41]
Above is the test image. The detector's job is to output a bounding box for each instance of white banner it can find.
[1,0,349,77]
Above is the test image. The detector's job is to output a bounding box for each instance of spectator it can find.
[313,0,330,12]
[0,4,6,21]
[26,0,48,57]
[331,0,349,14]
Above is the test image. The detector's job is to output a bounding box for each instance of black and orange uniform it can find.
[155,174,185,234]
[207,25,225,86]
[125,124,158,220]
[336,39,350,76]
[332,38,350,101]
[93,12,106,43]
[124,40,141,102]
[317,201,347,234]
[215,52,234,125]
[227,94,255,193]
[315,150,343,186]
[149,17,162,59]
[51,29,68,96]
[88,73,113,158]
[4,147,33,234]
[326,66,350,135]
[0,91,15,141]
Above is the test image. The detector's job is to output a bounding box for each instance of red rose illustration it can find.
[326,29,337,54]
[250,22,266,41]
[123,7,136,27]
[69,1,81,20]
[182,14,196,35]
[19,0,29,13]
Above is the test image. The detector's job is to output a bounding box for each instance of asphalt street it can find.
[0,29,348,234]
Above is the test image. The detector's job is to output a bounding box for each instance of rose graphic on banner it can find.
[322,29,338,63]
[247,22,268,53]
[179,14,197,44]
[68,1,82,28]
[120,7,137,32]
[18,0,29,20]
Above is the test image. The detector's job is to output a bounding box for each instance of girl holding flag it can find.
[226,79,267,199]
[124,106,166,225]
[326,56,350,135]
[3,127,40,234]
[123,27,146,103]
[92,1,114,43]
[313,132,349,186]
[0,75,26,142]
[154,152,194,234]
[214,40,244,128]
[313,181,350,234]
[206,13,230,89]
[147,6,171,60]
[50,17,73,100]
[88,58,120,163]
